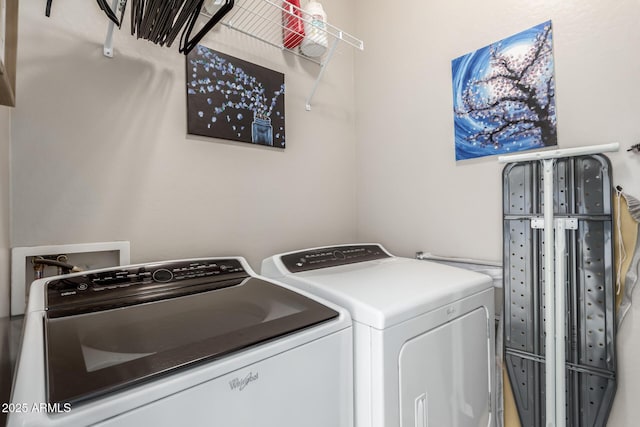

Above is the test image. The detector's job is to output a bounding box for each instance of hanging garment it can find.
[614,187,640,327]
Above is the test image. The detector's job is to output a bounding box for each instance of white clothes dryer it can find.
[262,244,496,427]
[9,257,353,427]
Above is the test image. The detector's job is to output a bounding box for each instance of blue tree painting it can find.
[187,45,285,148]
[451,21,557,160]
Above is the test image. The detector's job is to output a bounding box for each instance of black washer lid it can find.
[45,277,338,405]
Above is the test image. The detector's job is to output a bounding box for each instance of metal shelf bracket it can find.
[103,0,120,58]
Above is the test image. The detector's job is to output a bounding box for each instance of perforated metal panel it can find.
[503,154,616,427]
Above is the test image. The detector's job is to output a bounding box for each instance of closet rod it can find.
[497,142,619,163]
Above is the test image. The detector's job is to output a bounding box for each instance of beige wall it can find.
[0,107,10,317]
[10,0,358,272]
[353,0,640,424]
[354,0,639,262]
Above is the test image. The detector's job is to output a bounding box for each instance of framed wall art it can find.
[452,21,557,160]
[187,45,285,148]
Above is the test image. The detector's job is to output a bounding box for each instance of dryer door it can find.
[399,307,492,427]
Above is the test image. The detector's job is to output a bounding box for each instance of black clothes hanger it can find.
[96,0,121,26]
[133,0,199,45]
[45,0,234,53]
[128,0,233,53]
[118,0,128,28]
[46,0,122,26]
[180,0,234,55]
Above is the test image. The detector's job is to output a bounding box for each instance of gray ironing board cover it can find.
[503,154,616,427]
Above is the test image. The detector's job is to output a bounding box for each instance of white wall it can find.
[353,0,640,425]
[11,0,358,271]
[0,107,10,317]
[354,0,640,261]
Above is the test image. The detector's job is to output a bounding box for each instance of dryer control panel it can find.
[281,244,390,273]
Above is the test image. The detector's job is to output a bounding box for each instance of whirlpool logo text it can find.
[229,371,259,392]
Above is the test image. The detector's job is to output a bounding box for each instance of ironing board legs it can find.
[542,159,557,427]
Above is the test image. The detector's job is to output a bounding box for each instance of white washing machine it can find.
[8,257,353,427]
[262,244,496,427]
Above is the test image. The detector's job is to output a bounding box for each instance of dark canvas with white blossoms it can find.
[187,45,286,148]
[452,21,557,160]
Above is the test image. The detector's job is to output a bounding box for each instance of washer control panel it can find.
[46,259,248,315]
[281,244,390,273]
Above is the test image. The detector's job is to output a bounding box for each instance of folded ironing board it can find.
[503,154,617,427]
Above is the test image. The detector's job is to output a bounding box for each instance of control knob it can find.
[152,268,173,283]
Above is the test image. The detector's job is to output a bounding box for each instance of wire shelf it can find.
[218,0,362,60]
[204,0,364,109]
